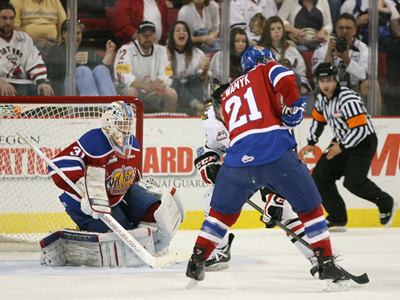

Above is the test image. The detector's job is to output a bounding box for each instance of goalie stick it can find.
[17,131,191,269]
[246,198,369,285]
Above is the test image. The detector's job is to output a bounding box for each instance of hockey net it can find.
[0,96,143,251]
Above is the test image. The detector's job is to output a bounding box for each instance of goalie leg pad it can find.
[40,228,155,267]
[143,187,185,253]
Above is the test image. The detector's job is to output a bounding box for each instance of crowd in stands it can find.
[1,0,400,115]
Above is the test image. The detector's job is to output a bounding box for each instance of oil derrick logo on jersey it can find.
[6,53,22,79]
[105,165,135,195]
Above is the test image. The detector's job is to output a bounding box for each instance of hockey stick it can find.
[290,129,299,155]
[17,131,191,269]
[246,199,369,284]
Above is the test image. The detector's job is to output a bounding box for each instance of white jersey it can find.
[311,38,369,88]
[177,1,220,36]
[230,0,277,42]
[114,40,172,92]
[270,44,311,91]
[172,47,206,84]
[0,30,47,85]
[341,0,400,22]
[201,106,229,158]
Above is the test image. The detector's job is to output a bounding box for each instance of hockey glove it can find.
[194,152,221,185]
[282,96,307,129]
[261,194,285,228]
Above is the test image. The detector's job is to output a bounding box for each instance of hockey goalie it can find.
[40,101,185,267]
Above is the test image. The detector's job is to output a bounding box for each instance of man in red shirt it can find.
[115,0,170,46]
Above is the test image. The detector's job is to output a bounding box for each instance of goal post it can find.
[0,96,143,251]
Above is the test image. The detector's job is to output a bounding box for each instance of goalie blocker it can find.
[40,187,185,267]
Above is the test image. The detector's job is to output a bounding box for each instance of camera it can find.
[335,37,348,53]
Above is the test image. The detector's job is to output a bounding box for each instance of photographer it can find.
[311,13,383,113]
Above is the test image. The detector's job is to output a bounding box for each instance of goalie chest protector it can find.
[50,128,141,210]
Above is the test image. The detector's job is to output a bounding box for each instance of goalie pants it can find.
[312,133,392,225]
[63,184,160,232]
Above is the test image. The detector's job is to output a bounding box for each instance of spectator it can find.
[114,21,177,113]
[210,27,249,85]
[230,0,278,44]
[115,0,170,46]
[278,0,333,51]
[168,21,209,115]
[311,13,383,112]
[44,20,117,96]
[328,0,343,32]
[303,63,397,230]
[10,0,66,52]
[0,3,53,96]
[258,16,311,95]
[340,0,400,53]
[177,0,220,52]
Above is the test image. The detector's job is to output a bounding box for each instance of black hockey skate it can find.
[186,246,206,281]
[315,248,350,291]
[326,220,347,232]
[205,233,235,271]
[379,197,398,228]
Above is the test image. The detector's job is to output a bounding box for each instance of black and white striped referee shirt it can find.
[307,86,375,149]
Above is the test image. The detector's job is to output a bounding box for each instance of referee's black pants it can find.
[312,133,392,225]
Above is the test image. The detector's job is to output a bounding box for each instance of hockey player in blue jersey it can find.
[41,101,185,267]
[186,45,358,291]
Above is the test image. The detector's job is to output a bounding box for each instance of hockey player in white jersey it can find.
[195,83,318,275]
[0,3,53,96]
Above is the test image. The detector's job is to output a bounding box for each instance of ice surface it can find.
[1,228,399,300]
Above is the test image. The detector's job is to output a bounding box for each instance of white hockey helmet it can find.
[102,101,136,158]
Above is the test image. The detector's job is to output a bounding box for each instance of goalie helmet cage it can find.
[0,96,143,251]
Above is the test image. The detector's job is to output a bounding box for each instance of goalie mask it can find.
[211,83,230,122]
[102,101,136,159]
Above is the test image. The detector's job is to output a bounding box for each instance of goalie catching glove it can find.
[194,152,221,185]
[261,193,285,228]
[282,96,307,129]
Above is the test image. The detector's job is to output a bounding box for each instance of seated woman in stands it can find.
[277,0,333,51]
[210,27,249,85]
[177,0,220,52]
[44,20,117,96]
[258,16,311,95]
[168,21,210,115]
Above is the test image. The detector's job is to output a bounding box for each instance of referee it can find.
[303,63,397,231]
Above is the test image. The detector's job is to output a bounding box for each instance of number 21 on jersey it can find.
[224,87,262,131]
